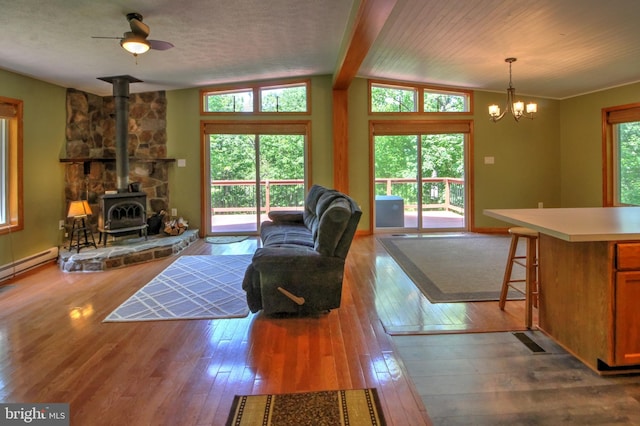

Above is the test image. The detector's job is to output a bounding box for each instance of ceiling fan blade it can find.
[91,36,122,40]
[149,40,174,51]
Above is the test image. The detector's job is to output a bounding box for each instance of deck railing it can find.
[374,177,464,214]
[210,178,464,215]
[210,179,305,215]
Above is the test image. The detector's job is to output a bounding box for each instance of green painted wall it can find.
[473,91,562,228]
[560,82,640,207]
[0,68,66,266]
[165,88,200,230]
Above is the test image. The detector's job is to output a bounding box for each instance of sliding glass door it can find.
[372,121,469,232]
[203,122,308,235]
[420,133,465,229]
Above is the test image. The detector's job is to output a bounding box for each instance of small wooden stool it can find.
[499,227,539,328]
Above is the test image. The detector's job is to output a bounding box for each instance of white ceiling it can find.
[1,0,639,99]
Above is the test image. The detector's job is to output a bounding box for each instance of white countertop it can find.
[484,207,640,242]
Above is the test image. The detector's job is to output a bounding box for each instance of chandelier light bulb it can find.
[513,101,524,115]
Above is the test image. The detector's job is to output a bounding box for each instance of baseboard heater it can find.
[0,247,59,282]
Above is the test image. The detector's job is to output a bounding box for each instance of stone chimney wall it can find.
[64,88,171,226]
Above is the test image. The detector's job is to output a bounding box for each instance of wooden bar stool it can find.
[499,227,539,328]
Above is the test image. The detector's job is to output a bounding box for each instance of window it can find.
[260,83,307,112]
[203,89,254,113]
[424,88,468,113]
[603,104,640,206]
[369,80,472,114]
[202,121,309,235]
[0,97,23,234]
[370,83,417,112]
[201,80,310,114]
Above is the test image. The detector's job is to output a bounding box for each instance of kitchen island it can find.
[485,207,640,374]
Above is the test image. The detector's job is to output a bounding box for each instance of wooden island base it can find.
[485,207,640,375]
[539,234,640,374]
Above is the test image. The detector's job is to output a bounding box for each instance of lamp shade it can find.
[67,200,92,218]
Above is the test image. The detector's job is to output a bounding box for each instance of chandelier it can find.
[489,58,537,122]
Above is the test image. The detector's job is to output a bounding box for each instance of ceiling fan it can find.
[93,13,174,57]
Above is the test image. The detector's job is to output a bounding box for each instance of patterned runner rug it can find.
[104,255,252,322]
[226,388,386,426]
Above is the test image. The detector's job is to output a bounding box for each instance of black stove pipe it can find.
[97,75,142,193]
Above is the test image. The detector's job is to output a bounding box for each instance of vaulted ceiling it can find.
[1,0,639,98]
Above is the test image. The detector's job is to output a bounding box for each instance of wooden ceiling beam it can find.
[333,0,398,90]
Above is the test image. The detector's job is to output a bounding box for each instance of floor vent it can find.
[513,332,546,353]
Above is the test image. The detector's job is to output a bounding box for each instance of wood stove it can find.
[97,192,148,245]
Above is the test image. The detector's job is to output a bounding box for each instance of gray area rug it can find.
[378,235,525,303]
[104,255,252,322]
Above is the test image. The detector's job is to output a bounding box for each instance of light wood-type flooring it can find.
[0,234,601,425]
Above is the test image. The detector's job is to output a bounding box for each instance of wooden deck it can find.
[211,210,465,233]
[0,234,528,425]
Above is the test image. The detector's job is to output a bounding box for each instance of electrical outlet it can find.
[171,208,177,216]
[59,219,65,230]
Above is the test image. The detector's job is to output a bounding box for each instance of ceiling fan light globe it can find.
[121,38,150,55]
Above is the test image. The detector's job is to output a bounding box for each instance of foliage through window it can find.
[203,89,253,113]
[371,84,417,112]
[424,89,468,112]
[603,104,640,206]
[260,83,307,112]
[202,121,309,234]
[202,80,309,114]
[371,120,470,230]
[369,80,471,114]
[614,122,640,205]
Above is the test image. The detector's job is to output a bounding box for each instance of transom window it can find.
[371,83,417,112]
[424,88,469,113]
[201,80,310,114]
[369,80,472,114]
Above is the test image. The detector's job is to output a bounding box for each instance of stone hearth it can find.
[58,230,198,272]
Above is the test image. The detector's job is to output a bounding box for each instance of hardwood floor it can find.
[0,234,529,425]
